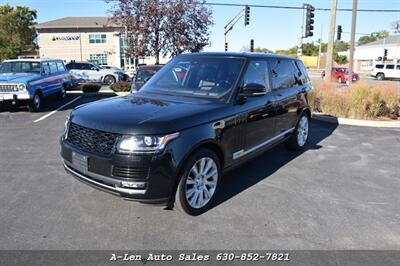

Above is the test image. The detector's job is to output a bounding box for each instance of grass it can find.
[309,81,400,120]
[110,81,132,92]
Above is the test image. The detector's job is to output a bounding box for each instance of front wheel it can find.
[376,73,385,80]
[175,149,221,216]
[28,92,42,112]
[337,77,342,83]
[287,114,309,150]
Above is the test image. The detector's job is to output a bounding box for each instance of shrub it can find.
[110,81,132,92]
[80,84,101,93]
[311,80,400,120]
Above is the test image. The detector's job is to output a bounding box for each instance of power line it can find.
[202,2,400,13]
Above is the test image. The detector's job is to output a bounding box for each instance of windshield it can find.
[140,57,245,99]
[0,61,41,74]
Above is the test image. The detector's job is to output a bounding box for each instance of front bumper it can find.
[0,92,30,102]
[60,139,177,204]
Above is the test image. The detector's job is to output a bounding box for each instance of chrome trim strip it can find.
[233,127,295,160]
[63,162,146,195]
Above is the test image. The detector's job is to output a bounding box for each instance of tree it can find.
[333,52,348,65]
[107,0,213,64]
[0,4,37,61]
[357,30,389,46]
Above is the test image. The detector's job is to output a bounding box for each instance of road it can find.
[0,91,400,250]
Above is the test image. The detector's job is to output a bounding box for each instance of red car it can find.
[321,67,359,83]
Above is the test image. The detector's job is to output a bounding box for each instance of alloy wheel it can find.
[34,94,41,109]
[185,157,218,209]
[297,116,309,147]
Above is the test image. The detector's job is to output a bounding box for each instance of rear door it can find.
[268,58,301,133]
[385,64,395,78]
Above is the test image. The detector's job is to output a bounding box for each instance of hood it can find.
[71,93,228,135]
[0,73,41,83]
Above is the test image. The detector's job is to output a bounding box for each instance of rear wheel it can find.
[175,149,221,216]
[287,113,309,151]
[28,92,42,112]
[104,75,116,85]
[56,85,66,100]
[376,73,385,80]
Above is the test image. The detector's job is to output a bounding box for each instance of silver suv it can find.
[65,61,127,85]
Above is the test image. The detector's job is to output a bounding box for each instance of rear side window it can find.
[396,65,400,70]
[48,61,58,74]
[386,65,394,69]
[42,62,51,75]
[242,60,269,89]
[269,59,296,90]
[56,61,66,71]
[375,64,384,69]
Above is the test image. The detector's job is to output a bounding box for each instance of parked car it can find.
[321,67,359,83]
[370,64,400,80]
[131,64,163,91]
[0,59,71,111]
[65,61,126,85]
[60,52,313,215]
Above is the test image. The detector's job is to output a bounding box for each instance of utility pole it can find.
[325,0,338,81]
[347,0,358,86]
[317,24,323,69]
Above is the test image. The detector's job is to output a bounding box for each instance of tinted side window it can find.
[242,60,269,89]
[375,64,384,69]
[396,65,400,70]
[56,61,66,72]
[269,59,296,90]
[80,63,94,70]
[48,61,58,74]
[386,65,394,69]
[294,60,310,84]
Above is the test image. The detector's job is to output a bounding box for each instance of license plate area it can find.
[72,151,88,174]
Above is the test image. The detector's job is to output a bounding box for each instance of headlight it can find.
[63,116,70,139]
[116,132,179,154]
[18,84,26,91]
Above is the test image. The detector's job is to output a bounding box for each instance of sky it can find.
[3,0,400,52]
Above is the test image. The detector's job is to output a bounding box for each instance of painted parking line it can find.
[33,96,82,123]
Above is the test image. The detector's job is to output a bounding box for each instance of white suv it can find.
[65,61,127,85]
[371,64,400,80]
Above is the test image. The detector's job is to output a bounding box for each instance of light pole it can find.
[348,0,358,86]
[325,0,338,82]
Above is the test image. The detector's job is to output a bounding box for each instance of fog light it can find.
[120,181,146,189]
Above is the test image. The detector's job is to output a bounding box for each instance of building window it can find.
[89,34,106,44]
[90,54,108,65]
[360,60,373,69]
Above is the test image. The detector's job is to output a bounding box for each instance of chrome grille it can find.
[67,123,119,155]
[0,84,18,93]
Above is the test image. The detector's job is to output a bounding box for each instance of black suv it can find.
[60,52,313,215]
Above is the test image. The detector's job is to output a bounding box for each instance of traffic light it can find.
[244,5,250,26]
[250,39,254,52]
[337,25,342,40]
[225,42,228,52]
[305,4,315,37]
[383,49,388,60]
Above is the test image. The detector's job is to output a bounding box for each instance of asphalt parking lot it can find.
[0,91,400,250]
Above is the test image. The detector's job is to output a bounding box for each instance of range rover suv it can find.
[60,52,313,215]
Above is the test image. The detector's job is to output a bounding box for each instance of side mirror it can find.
[242,83,267,96]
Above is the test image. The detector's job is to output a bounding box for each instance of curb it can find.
[312,114,400,128]
[114,92,130,96]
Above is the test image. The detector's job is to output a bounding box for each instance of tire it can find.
[56,85,66,100]
[376,73,385,80]
[287,113,310,151]
[337,77,342,83]
[175,149,221,216]
[104,75,116,85]
[28,92,42,112]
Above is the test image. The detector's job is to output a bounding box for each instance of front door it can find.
[235,59,277,158]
